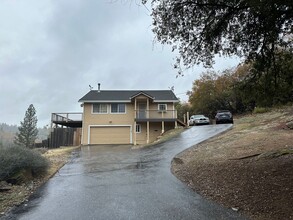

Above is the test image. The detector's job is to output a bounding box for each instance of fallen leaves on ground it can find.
[172,106,293,220]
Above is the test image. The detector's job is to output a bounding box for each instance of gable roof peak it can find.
[130,91,154,100]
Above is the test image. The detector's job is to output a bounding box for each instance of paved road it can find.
[2,124,247,220]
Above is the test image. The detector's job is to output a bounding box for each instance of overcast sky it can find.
[0,0,240,127]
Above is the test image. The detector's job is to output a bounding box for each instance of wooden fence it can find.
[36,128,81,148]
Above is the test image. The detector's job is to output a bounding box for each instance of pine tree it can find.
[14,104,38,148]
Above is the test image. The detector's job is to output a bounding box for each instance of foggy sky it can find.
[0,0,240,127]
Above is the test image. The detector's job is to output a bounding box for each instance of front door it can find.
[138,103,146,119]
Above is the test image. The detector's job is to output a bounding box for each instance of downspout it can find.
[80,104,85,145]
[134,98,137,145]
[147,98,149,144]
[161,106,165,133]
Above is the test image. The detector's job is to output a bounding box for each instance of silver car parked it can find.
[189,114,210,126]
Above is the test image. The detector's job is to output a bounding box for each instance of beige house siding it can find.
[135,123,147,145]
[81,97,177,145]
[135,122,176,145]
[149,123,164,143]
[142,103,175,119]
[148,103,173,111]
[149,122,175,142]
[81,103,134,145]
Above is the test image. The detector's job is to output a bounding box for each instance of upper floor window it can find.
[111,103,126,113]
[158,104,167,112]
[93,103,108,113]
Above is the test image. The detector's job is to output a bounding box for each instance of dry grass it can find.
[0,146,80,215]
[172,106,293,220]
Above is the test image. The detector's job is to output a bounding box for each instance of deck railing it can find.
[51,112,83,122]
[135,110,177,119]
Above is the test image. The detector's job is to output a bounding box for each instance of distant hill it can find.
[0,123,50,146]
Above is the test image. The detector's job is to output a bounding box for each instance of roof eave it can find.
[79,100,132,103]
[153,100,179,103]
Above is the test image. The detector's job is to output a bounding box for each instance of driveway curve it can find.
[2,124,247,220]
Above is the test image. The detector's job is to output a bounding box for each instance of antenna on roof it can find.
[89,85,93,91]
[168,86,174,91]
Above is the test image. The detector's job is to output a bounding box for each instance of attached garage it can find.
[88,125,132,144]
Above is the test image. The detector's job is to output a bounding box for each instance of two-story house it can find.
[78,89,179,145]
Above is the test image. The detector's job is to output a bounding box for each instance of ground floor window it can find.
[136,124,141,133]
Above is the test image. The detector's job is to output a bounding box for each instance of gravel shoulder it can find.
[172,106,293,220]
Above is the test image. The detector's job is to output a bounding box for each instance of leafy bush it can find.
[253,107,270,114]
[0,145,49,182]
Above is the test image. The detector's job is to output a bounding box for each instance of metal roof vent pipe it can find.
[97,83,101,93]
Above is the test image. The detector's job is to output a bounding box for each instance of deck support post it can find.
[147,121,150,144]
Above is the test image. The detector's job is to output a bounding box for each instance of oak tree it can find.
[145,0,293,71]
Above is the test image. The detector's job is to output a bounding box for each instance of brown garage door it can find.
[89,126,131,144]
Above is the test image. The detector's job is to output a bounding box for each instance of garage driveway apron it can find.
[3,124,247,220]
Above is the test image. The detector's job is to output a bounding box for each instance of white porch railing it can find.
[135,110,177,119]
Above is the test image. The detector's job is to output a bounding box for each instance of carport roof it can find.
[78,90,179,103]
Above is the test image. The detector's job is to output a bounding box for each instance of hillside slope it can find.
[172,106,293,220]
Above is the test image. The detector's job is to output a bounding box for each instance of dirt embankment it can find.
[172,106,293,220]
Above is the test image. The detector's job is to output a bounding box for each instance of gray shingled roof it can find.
[78,90,179,103]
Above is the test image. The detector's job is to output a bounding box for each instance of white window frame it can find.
[135,124,141,133]
[110,103,126,114]
[158,104,167,112]
[92,103,108,114]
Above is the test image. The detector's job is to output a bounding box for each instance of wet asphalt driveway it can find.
[3,124,247,220]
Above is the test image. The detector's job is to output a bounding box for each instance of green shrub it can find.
[253,107,270,114]
[0,145,49,182]
[33,147,48,155]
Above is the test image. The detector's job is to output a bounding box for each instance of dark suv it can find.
[215,110,233,124]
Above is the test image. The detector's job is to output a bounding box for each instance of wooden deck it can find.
[51,113,83,128]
